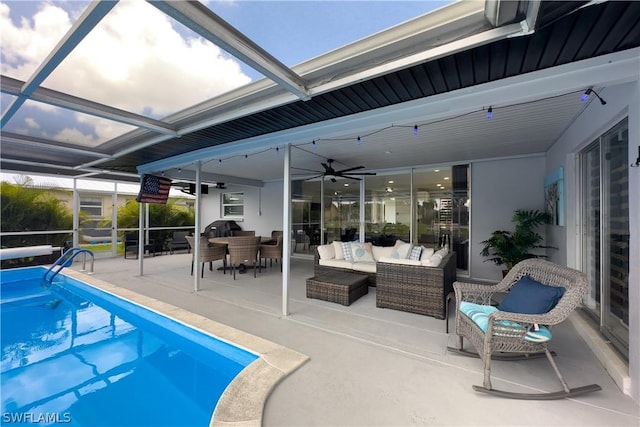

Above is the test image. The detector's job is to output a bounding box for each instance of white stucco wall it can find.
[545,81,639,403]
[469,155,547,281]
[199,182,284,236]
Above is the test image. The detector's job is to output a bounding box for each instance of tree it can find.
[1,180,73,247]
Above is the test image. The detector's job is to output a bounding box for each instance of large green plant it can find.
[116,199,194,247]
[480,209,552,271]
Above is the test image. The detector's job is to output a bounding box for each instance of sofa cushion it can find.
[351,242,375,263]
[352,261,376,273]
[317,244,335,260]
[378,257,422,266]
[372,245,394,260]
[497,275,565,314]
[332,241,345,260]
[390,240,412,259]
[341,241,354,261]
[459,302,552,343]
[319,259,354,269]
[420,247,435,261]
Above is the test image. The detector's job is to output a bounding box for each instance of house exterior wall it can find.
[469,155,547,281]
[546,81,639,403]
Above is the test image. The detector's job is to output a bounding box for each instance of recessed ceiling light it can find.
[444,177,450,180]
[388,180,394,184]
[434,169,440,172]
[344,183,349,187]
[385,151,392,154]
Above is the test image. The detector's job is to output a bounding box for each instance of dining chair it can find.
[227,236,261,279]
[185,235,227,278]
[260,235,283,271]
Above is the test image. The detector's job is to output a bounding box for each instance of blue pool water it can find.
[0,267,258,426]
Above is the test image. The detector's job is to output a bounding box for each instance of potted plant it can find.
[480,209,553,275]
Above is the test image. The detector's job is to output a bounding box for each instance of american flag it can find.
[136,174,171,204]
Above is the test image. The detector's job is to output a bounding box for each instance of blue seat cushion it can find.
[497,275,565,314]
[459,301,552,343]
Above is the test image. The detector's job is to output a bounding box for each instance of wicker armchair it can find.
[185,236,227,278]
[449,258,601,399]
[227,236,261,279]
[260,235,283,271]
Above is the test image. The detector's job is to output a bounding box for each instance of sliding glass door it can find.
[579,118,629,358]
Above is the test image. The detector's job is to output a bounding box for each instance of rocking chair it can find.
[448,258,601,399]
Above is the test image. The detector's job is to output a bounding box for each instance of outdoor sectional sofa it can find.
[313,241,457,319]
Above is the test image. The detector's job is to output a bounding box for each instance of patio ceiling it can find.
[1,1,640,185]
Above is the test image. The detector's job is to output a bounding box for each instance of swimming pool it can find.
[1,266,259,426]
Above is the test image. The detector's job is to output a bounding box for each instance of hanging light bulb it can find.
[244,154,248,160]
[275,147,279,155]
[218,159,222,165]
[413,125,418,135]
[581,89,592,102]
[356,136,362,145]
[312,140,316,149]
[486,106,493,119]
[161,171,165,176]
[177,168,181,173]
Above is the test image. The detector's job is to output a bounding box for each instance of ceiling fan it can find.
[296,158,376,182]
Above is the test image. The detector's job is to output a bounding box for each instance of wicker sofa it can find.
[376,252,456,319]
[313,242,456,319]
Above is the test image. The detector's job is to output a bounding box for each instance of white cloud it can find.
[1,0,252,142]
[24,117,40,129]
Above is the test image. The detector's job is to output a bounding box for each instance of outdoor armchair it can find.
[227,236,261,279]
[448,258,601,399]
[260,235,283,271]
[185,235,226,278]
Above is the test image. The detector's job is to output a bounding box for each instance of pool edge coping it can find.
[61,269,309,427]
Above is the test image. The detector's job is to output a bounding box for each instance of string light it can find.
[161,171,165,176]
[177,168,181,173]
[200,91,582,166]
[581,88,607,105]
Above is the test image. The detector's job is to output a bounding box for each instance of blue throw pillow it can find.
[497,275,565,314]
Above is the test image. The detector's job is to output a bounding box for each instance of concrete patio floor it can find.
[72,252,639,426]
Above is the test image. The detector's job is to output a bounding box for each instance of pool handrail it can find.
[43,247,94,283]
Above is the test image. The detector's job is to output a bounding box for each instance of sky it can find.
[0,0,450,186]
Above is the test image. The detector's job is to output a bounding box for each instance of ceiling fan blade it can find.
[343,172,377,176]
[320,162,331,171]
[304,174,325,181]
[343,175,362,181]
[291,166,323,173]
[330,177,337,183]
[336,165,365,174]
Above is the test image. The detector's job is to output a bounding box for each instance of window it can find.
[222,192,244,218]
[80,197,103,217]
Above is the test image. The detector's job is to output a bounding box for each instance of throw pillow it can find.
[341,241,354,261]
[317,244,335,260]
[350,242,374,262]
[332,241,344,260]
[419,247,434,261]
[390,240,413,259]
[408,245,423,261]
[497,275,565,314]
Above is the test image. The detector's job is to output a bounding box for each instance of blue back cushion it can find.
[497,275,565,314]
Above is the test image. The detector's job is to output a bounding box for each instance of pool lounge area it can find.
[48,254,640,426]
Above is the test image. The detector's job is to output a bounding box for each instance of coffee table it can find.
[306,271,369,306]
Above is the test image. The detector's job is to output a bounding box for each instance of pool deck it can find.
[68,253,639,426]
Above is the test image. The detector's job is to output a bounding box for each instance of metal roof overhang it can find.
[2,1,639,182]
